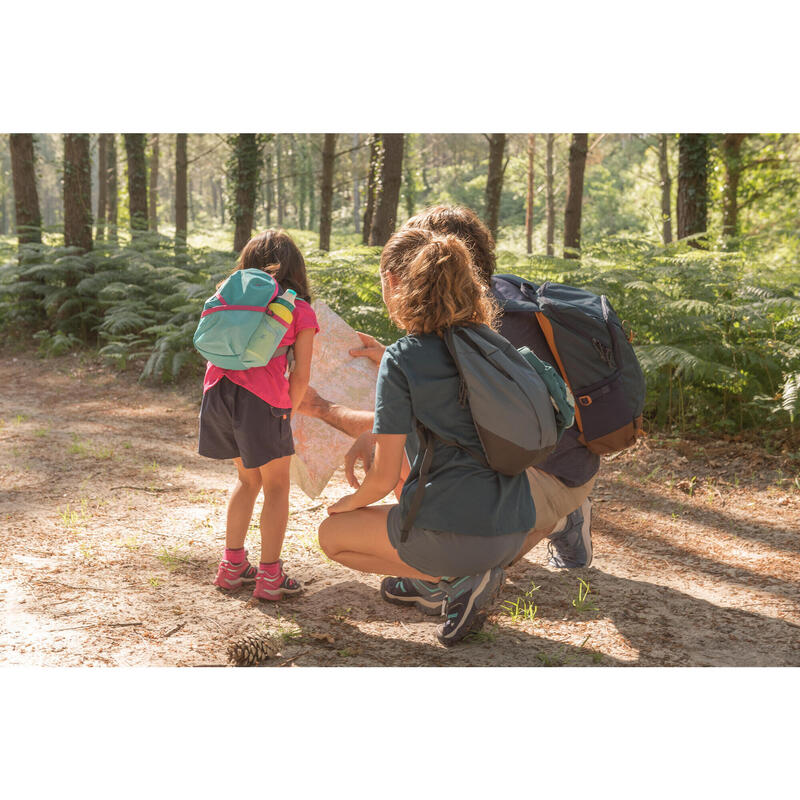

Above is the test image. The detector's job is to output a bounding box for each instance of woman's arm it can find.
[327,433,406,514]
[288,327,315,411]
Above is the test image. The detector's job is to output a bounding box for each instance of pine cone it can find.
[227,633,278,667]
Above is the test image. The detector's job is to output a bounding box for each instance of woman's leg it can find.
[258,455,292,563]
[225,458,263,550]
[318,505,439,581]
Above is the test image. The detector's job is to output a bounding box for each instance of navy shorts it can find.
[198,377,294,469]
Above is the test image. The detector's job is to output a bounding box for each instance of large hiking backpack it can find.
[193,268,297,371]
[400,323,574,540]
[493,274,646,455]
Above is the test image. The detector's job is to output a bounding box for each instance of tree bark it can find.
[677,133,709,246]
[721,133,748,244]
[658,134,673,245]
[276,134,284,226]
[484,133,506,242]
[563,133,589,259]
[265,150,273,227]
[369,134,404,247]
[306,134,315,232]
[105,134,118,242]
[148,133,160,232]
[63,134,93,252]
[96,135,107,242]
[362,134,381,244]
[352,133,361,233]
[318,133,337,251]
[124,134,148,233]
[175,134,188,248]
[232,133,259,252]
[9,134,42,245]
[525,134,535,255]
[545,134,555,256]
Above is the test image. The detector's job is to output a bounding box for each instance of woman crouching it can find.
[318,228,535,646]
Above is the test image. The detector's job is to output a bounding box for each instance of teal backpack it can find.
[193,268,297,371]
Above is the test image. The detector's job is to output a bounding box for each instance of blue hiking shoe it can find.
[436,567,505,647]
[547,497,593,569]
[380,577,446,616]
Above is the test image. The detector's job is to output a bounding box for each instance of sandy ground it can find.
[1,349,799,667]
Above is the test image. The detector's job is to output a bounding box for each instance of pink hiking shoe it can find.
[213,550,258,592]
[252,560,303,602]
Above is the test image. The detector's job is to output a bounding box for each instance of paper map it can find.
[290,302,379,498]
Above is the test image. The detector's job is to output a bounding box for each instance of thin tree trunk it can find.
[352,133,361,233]
[307,134,316,233]
[63,134,93,252]
[563,133,589,259]
[276,134,284,227]
[175,133,188,249]
[124,134,148,233]
[148,133,159,232]
[96,135,107,242]
[9,134,42,245]
[525,133,535,255]
[546,134,555,256]
[369,134,404,247]
[362,134,381,244]
[232,133,259,252]
[318,133,337,251]
[106,134,118,242]
[677,133,709,246]
[265,150,273,227]
[721,133,747,244]
[484,133,506,242]
[658,134,673,245]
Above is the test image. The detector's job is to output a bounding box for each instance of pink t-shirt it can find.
[203,299,319,409]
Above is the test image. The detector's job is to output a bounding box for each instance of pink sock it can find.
[259,560,281,577]
[225,548,245,564]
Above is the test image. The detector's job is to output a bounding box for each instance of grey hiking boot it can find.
[380,576,446,616]
[547,497,593,569]
[436,567,505,647]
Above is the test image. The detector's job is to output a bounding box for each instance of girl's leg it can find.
[225,458,263,550]
[257,455,292,563]
[318,506,439,581]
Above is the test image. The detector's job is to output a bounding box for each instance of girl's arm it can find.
[327,433,406,514]
[288,327,315,412]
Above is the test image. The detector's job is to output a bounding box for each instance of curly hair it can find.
[219,229,311,301]
[403,205,496,286]
[380,228,498,337]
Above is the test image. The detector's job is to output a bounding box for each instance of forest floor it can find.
[1,347,799,668]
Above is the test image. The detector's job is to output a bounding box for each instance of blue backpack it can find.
[193,268,296,371]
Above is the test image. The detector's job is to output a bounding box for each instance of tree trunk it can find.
[63,134,93,252]
[175,133,188,248]
[319,133,337,251]
[369,134,404,247]
[484,133,506,242]
[265,150,273,226]
[148,133,159,232]
[352,133,361,233]
[96,134,107,242]
[545,133,555,256]
[677,133,709,246]
[307,134,316,233]
[276,134,284,226]
[658,134,673,245]
[232,133,259,252]
[9,134,42,245]
[563,133,589,259]
[105,134,118,242]
[124,134,148,233]
[525,134,535,255]
[721,133,748,244]
[362,134,381,244]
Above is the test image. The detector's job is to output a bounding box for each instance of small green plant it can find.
[330,606,352,623]
[466,625,498,643]
[120,535,140,550]
[68,434,87,456]
[592,652,603,664]
[78,542,95,561]
[687,475,698,497]
[148,576,162,589]
[572,579,599,614]
[337,647,358,658]
[34,426,50,438]
[14,413,28,425]
[144,459,160,473]
[502,597,538,623]
[537,650,566,667]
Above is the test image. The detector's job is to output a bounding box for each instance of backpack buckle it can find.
[579,395,593,406]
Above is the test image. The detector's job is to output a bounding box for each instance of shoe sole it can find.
[253,586,304,602]
[380,583,443,616]
[437,569,504,647]
[214,576,257,592]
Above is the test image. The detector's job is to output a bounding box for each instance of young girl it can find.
[318,229,536,646]
[198,230,318,600]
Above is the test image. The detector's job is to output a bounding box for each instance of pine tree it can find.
[175,134,188,250]
[124,134,148,233]
[369,134,404,247]
[149,133,160,233]
[677,133,710,246]
[96,135,107,242]
[658,134,673,245]
[362,134,381,244]
[525,134,535,255]
[232,134,259,252]
[545,134,555,257]
[63,134,93,252]
[563,133,588,259]
[105,134,118,243]
[484,133,507,241]
[319,133,337,251]
[9,134,42,246]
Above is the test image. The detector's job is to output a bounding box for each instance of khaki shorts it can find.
[525,467,597,534]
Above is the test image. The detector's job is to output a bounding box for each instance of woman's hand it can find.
[327,493,362,515]
[344,431,377,489]
[349,332,386,365]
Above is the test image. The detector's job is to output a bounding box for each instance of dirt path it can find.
[1,349,799,667]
